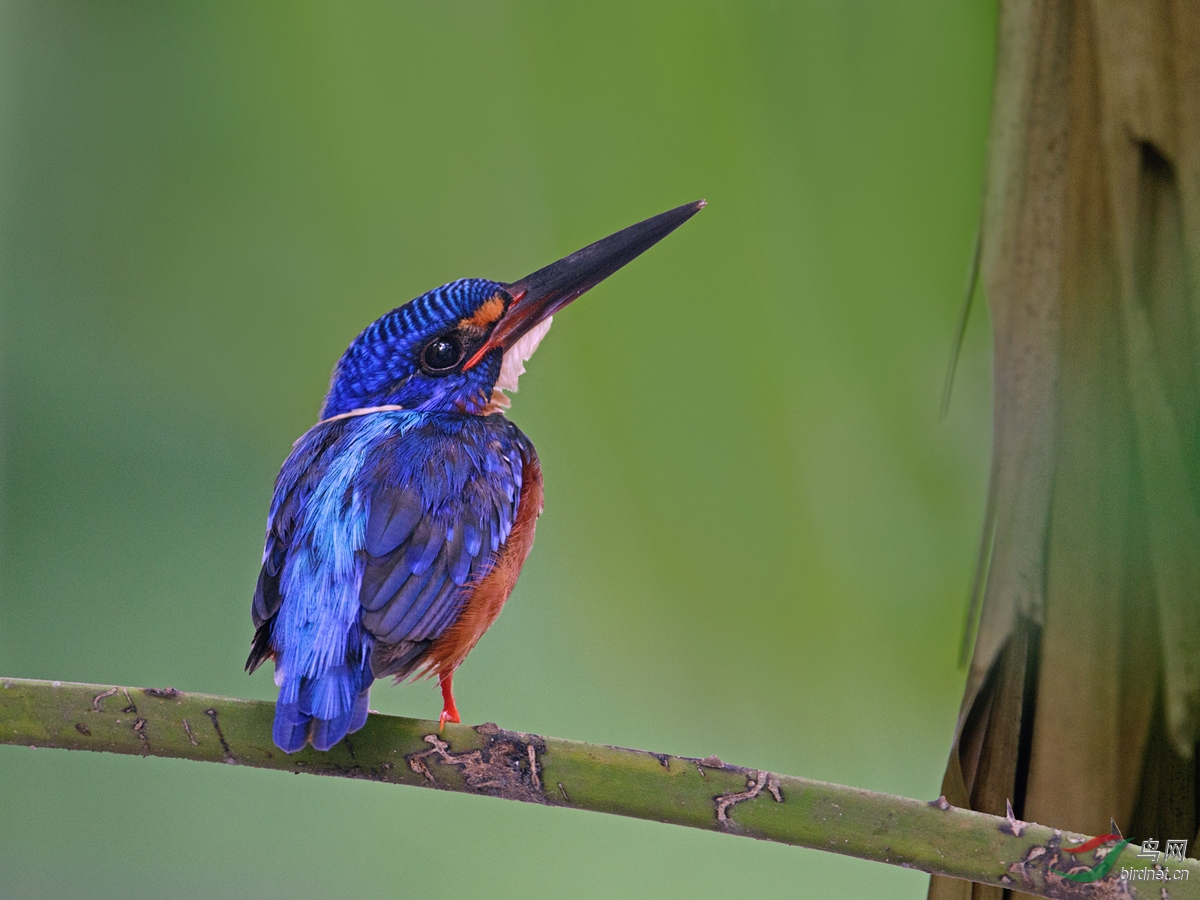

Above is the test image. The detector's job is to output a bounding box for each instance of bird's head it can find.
[320,200,705,419]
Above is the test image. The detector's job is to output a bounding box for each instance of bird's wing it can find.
[356,417,531,677]
[247,421,346,673]
[247,414,534,678]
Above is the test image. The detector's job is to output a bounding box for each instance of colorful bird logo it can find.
[1053,833,1129,883]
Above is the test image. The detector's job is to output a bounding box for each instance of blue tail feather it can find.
[273,659,374,754]
[273,705,310,754]
[348,684,371,733]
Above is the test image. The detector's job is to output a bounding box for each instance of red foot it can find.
[438,671,461,732]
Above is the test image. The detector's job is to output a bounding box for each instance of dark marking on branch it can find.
[144,687,179,699]
[715,770,784,827]
[929,795,952,810]
[74,723,91,737]
[204,708,235,763]
[1011,836,1054,884]
[181,718,198,746]
[698,755,723,768]
[133,717,149,753]
[404,726,548,803]
[91,688,118,712]
[120,688,137,715]
[652,753,670,769]
[558,782,570,802]
[1020,844,1048,881]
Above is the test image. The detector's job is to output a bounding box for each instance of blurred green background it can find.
[0,3,995,897]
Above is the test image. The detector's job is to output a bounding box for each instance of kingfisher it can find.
[246,201,705,753]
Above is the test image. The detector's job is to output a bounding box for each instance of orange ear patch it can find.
[459,294,506,330]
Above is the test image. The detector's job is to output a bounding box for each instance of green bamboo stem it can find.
[1,677,1194,898]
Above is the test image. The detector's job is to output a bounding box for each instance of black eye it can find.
[421,335,464,373]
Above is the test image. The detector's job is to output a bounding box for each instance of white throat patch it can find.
[486,316,553,413]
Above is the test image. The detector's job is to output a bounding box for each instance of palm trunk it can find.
[933,2,1200,898]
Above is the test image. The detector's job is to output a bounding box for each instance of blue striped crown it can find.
[320,278,506,418]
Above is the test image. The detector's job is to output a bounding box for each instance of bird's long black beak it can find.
[464,200,705,368]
